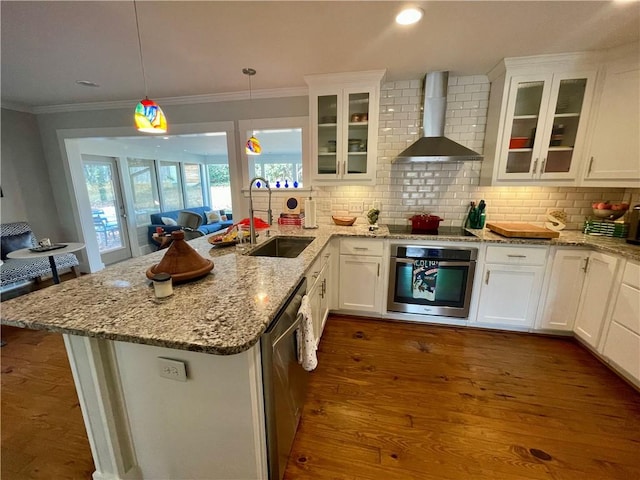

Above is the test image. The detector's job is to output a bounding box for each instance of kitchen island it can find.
[2,224,638,480]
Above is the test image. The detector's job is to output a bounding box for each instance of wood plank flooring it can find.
[1,325,94,479]
[2,313,639,479]
[285,315,640,480]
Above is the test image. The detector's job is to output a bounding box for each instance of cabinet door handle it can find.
[322,278,326,296]
[507,254,526,258]
[343,161,347,176]
[485,270,491,285]
[583,257,590,273]
[587,156,594,176]
[540,158,546,174]
[377,264,380,277]
[532,158,538,176]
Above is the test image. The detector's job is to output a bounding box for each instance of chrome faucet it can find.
[248,176,272,245]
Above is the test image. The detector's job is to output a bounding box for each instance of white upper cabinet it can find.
[305,70,385,185]
[581,47,640,187]
[481,54,598,186]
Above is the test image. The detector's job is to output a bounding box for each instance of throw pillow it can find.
[220,215,228,221]
[161,217,177,226]
[206,211,220,224]
[1,231,33,260]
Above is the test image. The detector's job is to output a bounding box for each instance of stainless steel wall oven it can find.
[388,245,477,318]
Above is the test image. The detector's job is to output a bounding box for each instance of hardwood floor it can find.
[1,313,639,479]
[1,325,94,479]
[285,315,640,480]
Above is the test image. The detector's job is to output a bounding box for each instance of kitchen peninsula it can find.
[2,224,639,480]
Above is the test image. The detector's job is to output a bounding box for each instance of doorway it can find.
[82,155,132,265]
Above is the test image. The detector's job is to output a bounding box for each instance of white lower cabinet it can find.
[573,251,619,349]
[307,246,332,345]
[537,248,590,331]
[475,245,547,328]
[602,260,640,384]
[338,238,383,314]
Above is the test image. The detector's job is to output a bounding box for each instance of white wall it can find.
[0,108,61,237]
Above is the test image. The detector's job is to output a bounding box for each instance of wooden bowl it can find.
[332,216,356,226]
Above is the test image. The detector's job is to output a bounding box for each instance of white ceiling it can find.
[2,1,639,110]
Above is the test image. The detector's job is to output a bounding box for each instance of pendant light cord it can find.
[133,0,148,98]
[243,68,257,135]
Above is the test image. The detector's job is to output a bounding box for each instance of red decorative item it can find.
[238,217,270,229]
[409,214,443,233]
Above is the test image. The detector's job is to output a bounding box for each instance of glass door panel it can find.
[128,158,160,226]
[159,162,183,210]
[346,92,369,174]
[82,155,131,265]
[317,95,337,175]
[507,81,544,173]
[183,164,205,208]
[544,78,587,174]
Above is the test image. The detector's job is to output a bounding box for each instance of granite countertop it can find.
[2,223,638,356]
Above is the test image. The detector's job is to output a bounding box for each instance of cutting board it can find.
[486,222,560,239]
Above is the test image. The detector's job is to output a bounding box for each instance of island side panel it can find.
[112,340,268,480]
[64,334,141,480]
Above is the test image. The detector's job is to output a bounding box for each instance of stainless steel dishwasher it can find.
[261,278,308,480]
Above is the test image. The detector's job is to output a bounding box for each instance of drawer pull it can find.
[507,254,527,258]
[353,247,369,251]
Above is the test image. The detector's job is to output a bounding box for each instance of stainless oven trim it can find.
[391,244,479,260]
[387,247,477,318]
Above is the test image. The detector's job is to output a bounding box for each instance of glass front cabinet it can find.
[305,71,385,185]
[482,54,598,186]
[498,72,595,181]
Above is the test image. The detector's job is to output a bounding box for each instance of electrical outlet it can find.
[158,357,187,382]
[348,201,364,213]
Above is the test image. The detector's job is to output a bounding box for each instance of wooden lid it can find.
[146,230,214,284]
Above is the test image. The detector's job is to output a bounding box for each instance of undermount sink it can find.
[247,236,314,258]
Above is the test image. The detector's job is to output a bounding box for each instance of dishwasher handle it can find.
[272,312,303,348]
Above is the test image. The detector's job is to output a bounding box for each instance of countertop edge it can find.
[2,225,638,356]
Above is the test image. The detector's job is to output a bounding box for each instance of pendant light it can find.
[243,68,262,155]
[133,0,167,133]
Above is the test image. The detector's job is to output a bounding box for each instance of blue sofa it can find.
[147,207,233,245]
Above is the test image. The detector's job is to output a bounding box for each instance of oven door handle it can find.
[393,258,472,268]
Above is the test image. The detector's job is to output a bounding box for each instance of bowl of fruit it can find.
[592,201,629,220]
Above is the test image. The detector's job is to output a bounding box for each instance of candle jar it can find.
[152,272,173,298]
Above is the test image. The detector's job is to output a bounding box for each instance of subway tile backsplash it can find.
[314,75,638,230]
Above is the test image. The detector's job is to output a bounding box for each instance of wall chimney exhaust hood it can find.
[395,71,482,162]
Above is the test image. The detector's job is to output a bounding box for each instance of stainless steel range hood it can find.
[396,71,483,162]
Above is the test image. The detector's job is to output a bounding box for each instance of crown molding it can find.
[1,102,34,113]
[31,86,309,115]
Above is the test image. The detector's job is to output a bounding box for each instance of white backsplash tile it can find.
[301,75,639,230]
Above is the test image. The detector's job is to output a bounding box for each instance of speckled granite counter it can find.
[2,223,638,355]
[0,225,373,355]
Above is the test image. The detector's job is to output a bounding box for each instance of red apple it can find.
[592,202,600,209]
[621,202,630,210]
[611,204,623,211]
[595,202,609,210]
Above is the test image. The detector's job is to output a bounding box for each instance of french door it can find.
[82,155,132,265]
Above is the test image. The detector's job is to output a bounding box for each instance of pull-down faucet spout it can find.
[248,177,272,245]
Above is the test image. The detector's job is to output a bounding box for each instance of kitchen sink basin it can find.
[247,236,314,258]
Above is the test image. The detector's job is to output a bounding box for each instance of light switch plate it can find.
[349,201,364,213]
[158,357,188,382]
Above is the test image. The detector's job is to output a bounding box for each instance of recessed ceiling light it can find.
[75,80,100,88]
[396,7,424,25]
